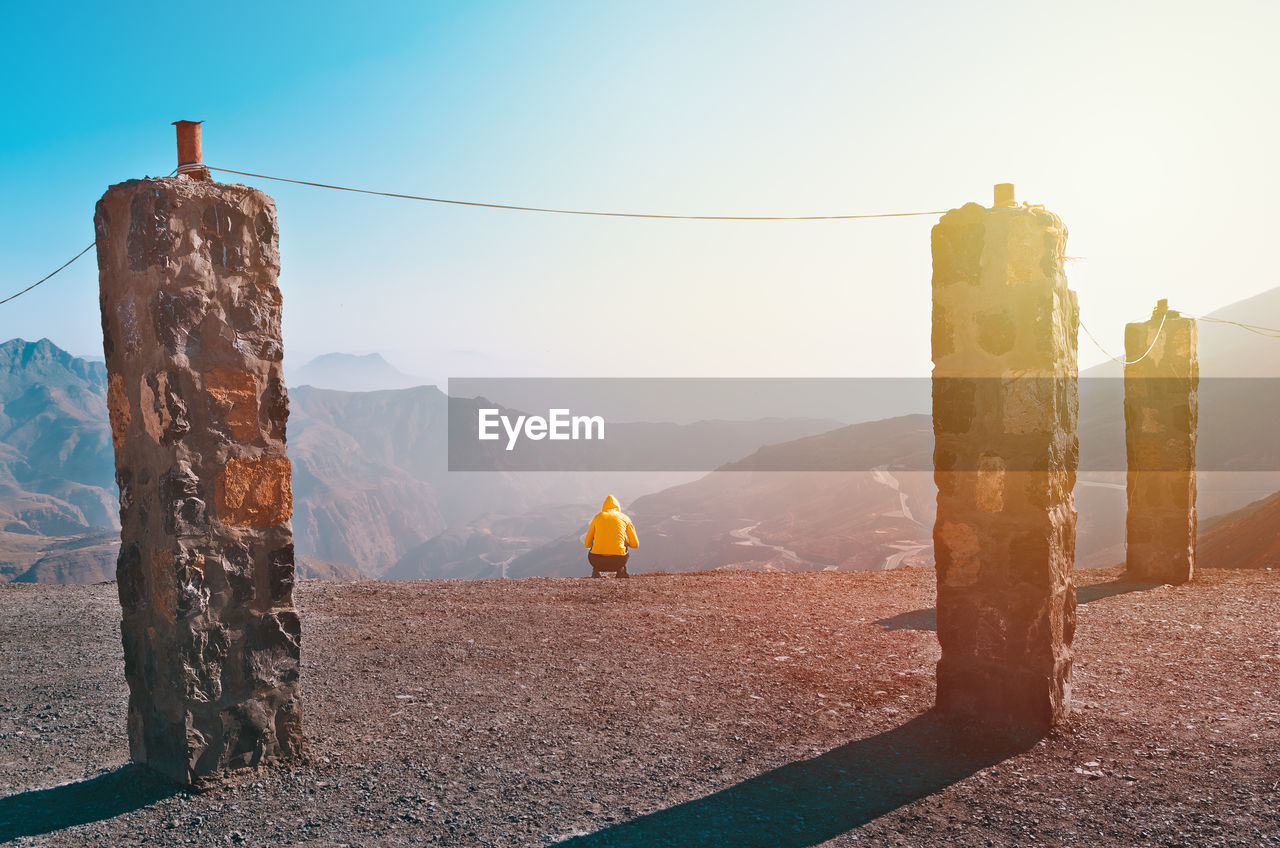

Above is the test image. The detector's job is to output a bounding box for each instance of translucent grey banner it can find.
[446,378,1280,472]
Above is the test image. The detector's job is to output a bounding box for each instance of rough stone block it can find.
[1124,304,1197,584]
[95,176,301,785]
[216,456,293,529]
[931,200,1078,731]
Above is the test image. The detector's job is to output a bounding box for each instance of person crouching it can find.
[584,495,639,578]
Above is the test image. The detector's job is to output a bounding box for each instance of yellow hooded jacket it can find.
[584,495,639,556]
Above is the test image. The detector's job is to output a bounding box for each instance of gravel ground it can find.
[1,566,1279,847]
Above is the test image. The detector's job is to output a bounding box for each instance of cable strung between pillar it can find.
[1079,313,1169,366]
[0,168,183,307]
[1194,315,1280,338]
[13,167,1280,333]
[0,242,96,306]
[206,166,948,221]
[0,168,950,305]
[1080,311,1280,364]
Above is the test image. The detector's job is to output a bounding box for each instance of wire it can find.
[1080,312,1168,366]
[1,168,182,307]
[1127,313,1167,365]
[0,242,97,306]
[9,164,1280,346]
[207,166,947,221]
[2,165,941,306]
[1194,315,1280,338]
[1079,318,1123,363]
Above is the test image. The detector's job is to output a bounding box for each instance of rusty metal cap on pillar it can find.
[173,120,211,181]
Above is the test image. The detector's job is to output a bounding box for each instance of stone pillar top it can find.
[1125,301,1197,380]
[931,200,1075,381]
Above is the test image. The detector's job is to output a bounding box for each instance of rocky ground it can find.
[1,566,1278,847]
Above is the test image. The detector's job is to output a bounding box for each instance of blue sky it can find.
[3,1,1278,382]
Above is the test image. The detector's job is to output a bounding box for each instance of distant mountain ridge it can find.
[5,284,1278,583]
[0,339,114,579]
[506,416,937,578]
[0,339,118,578]
[288,384,842,574]
[512,286,1280,577]
[0,340,846,582]
[1197,490,1280,570]
[287,352,429,392]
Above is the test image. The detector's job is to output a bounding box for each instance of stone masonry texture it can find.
[94,176,302,785]
[931,201,1079,731]
[1124,304,1198,584]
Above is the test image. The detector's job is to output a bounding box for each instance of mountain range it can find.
[3,286,1277,583]
[500,287,1280,578]
[0,339,841,581]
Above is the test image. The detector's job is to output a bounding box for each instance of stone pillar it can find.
[94,176,302,785]
[1124,300,1197,584]
[930,190,1079,731]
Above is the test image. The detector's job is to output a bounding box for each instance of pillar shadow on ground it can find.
[560,709,1037,848]
[0,765,179,842]
[875,578,1161,632]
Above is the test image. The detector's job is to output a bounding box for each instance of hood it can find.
[601,495,620,512]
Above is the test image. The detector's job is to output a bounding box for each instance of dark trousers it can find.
[588,552,630,577]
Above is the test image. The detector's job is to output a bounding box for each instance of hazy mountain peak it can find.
[0,338,107,401]
[288,352,432,393]
[305,352,395,368]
